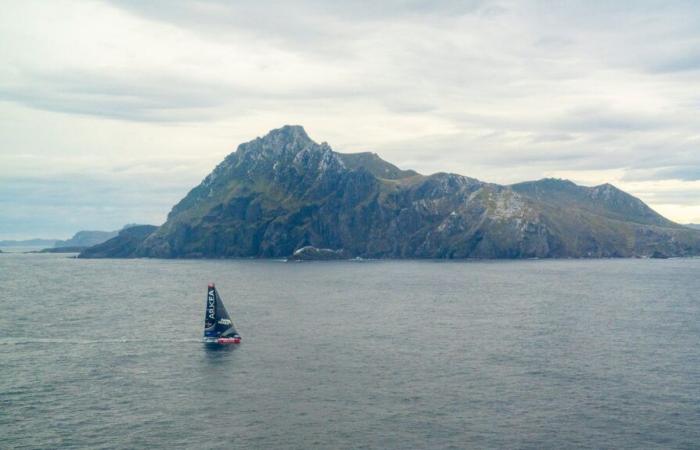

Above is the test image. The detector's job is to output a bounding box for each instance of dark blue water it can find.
[1,254,699,449]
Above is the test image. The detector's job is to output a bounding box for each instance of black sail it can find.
[214,288,238,337]
[204,284,238,338]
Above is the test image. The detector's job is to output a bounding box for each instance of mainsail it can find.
[204,283,239,338]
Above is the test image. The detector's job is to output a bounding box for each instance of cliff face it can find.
[79,225,158,258]
[80,125,700,259]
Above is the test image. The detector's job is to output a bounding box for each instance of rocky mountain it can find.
[686,224,700,230]
[79,225,158,258]
[54,230,118,248]
[80,125,700,259]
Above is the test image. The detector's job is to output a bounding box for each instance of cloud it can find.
[2,0,700,237]
[0,172,192,239]
[624,166,700,182]
[0,69,231,122]
[553,107,667,132]
[651,53,700,73]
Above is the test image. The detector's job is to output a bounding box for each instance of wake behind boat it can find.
[203,283,241,345]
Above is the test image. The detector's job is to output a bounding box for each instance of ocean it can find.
[1,254,699,449]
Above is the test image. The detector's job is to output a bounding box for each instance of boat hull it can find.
[203,336,241,345]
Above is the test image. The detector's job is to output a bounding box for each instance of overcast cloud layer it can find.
[1,0,699,239]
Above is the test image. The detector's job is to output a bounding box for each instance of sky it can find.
[1,0,700,239]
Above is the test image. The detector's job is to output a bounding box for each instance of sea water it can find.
[1,254,699,449]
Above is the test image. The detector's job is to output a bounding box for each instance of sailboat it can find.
[203,283,241,344]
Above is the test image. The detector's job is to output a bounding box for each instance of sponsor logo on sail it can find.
[207,290,216,321]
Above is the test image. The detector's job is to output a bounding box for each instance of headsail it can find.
[204,283,239,338]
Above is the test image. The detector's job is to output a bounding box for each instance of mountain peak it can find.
[592,182,617,192]
[257,125,313,149]
[235,125,318,162]
[537,178,577,187]
[263,124,310,142]
[589,182,628,199]
[336,151,418,180]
